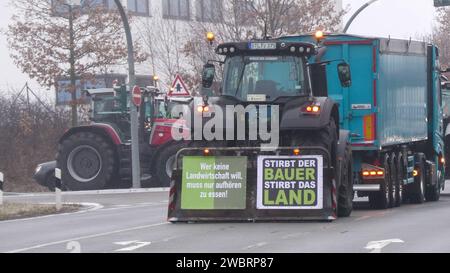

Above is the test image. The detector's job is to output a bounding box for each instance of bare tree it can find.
[183,0,346,89]
[249,0,345,37]
[0,87,70,192]
[434,8,450,67]
[7,0,147,126]
[136,9,188,91]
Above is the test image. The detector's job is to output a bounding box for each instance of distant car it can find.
[33,161,60,191]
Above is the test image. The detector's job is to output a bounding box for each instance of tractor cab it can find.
[84,88,128,122]
[202,41,317,103]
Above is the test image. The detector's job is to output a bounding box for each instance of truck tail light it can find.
[302,104,321,114]
[362,169,384,178]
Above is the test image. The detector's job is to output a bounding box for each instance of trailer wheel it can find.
[394,155,404,207]
[409,159,426,204]
[425,157,441,202]
[390,154,399,208]
[154,142,187,187]
[337,143,353,217]
[369,155,391,210]
[57,132,116,191]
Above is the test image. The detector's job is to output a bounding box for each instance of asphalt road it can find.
[2,183,450,253]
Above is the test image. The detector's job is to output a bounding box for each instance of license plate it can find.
[249,43,277,50]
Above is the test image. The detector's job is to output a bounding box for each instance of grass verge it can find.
[0,202,82,221]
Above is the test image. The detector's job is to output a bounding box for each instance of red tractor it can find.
[48,85,190,191]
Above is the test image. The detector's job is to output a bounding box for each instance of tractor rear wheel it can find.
[57,132,116,191]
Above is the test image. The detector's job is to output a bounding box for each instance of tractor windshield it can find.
[93,96,125,116]
[223,55,307,101]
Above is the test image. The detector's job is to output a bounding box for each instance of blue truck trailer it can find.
[283,33,445,209]
[167,32,444,222]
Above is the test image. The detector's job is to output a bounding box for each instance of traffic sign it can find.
[132,85,142,107]
[435,0,450,7]
[169,75,190,97]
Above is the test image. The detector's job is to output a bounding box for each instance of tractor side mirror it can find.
[202,63,216,89]
[337,62,352,88]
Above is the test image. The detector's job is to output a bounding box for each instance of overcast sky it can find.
[0,0,440,94]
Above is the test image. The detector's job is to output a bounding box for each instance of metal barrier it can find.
[168,146,336,222]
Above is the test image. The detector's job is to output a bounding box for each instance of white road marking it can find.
[5,222,168,253]
[365,239,404,253]
[100,203,166,212]
[114,240,152,252]
[66,241,81,253]
[243,242,268,250]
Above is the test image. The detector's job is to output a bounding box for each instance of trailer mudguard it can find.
[280,97,339,134]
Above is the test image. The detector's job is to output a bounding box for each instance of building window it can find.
[51,0,115,16]
[127,0,150,16]
[105,0,117,9]
[162,0,190,20]
[196,0,223,22]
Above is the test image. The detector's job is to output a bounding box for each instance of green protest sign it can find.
[257,156,323,209]
[181,156,247,210]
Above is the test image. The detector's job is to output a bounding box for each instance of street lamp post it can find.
[64,0,81,127]
[113,0,141,189]
[343,0,379,33]
[68,3,77,127]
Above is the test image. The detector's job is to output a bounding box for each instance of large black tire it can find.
[394,154,404,207]
[425,180,441,202]
[409,159,426,204]
[389,154,398,208]
[154,142,188,187]
[56,132,116,191]
[425,157,441,202]
[369,154,391,210]
[291,119,338,216]
[337,143,354,217]
[290,119,338,167]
